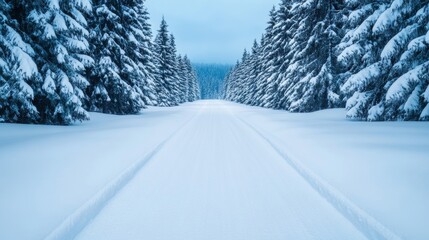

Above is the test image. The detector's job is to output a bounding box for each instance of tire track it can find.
[231,112,402,240]
[44,109,203,240]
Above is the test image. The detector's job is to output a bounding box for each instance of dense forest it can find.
[0,0,200,125]
[225,0,429,121]
[193,63,231,99]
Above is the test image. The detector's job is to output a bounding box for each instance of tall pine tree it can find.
[16,0,92,125]
[153,18,177,107]
[0,0,39,123]
[87,0,144,114]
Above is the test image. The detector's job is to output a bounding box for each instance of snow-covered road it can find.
[73,101,367,240]
[1,100,428,240]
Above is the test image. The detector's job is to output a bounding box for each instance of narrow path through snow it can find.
[57,101,378,240]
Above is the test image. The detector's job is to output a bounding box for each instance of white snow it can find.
[11,46,38,78]
[338,43,363,64]
[1,101,428,240]
[372,0,410,35]
[342,62,384,93]
[53,13,67,31]
[403,85,422,113]
[386,61,429,101]
[426,30,429,44]
[368,103,385,121]
[380,24,418,60]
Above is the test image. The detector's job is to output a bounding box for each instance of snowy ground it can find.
[0,100,428,240]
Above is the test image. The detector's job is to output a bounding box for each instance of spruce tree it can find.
[183,55,200,101]
[88,0,144,115]
[153,18,177,106]
[134,0,158,106]
[0,0,39,123]
[176,55,188,103]
[16,0,92,125]
[341,0,429,121]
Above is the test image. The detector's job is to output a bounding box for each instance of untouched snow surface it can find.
[0,100,428,240]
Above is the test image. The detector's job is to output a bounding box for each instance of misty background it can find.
[146,0,279,64]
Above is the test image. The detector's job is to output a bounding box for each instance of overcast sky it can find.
[146,0,279,64]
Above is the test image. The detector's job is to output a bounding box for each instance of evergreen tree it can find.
[341,0,429,121]
[134,0,158,106]
[88,0,144,115]
[176,55,188,103]
[256,6,280,108]
[0,0,39,123]
[16,0,92,125]
[276,0,346,112]
[225,0,428,121]
[153,18,177,106]
[183,55,200,101]
[167,34,181,105]
[193,63,230,99]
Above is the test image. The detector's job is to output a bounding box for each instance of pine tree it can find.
[88,0,145,115]
[167,34,181,105]
[183,55,200,101]
[134,0,158,106]
[176,55,188,103]
[256,6,280,108]
[275,0,346,112]
[0,0,39,123]
[341,0,429,121]
[15,0,93,125]
[153,18,177,106]
[193,63,230,99]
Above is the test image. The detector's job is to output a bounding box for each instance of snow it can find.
[403,85,422,113]
[17,80,34,98]
[380,24,418,60]
[231,102,429,239]
[70,8,88,25]
[338,43,363,64]
[426,30,429,43]
[43,72,56,95]
[1,101,428,240]
[368,103,384,121]
[345,91,370,120]
[350,6,386,41]
[74,0,92,12]
[372,0,410,35]
[59,72,74,95]
[44,23,57,39]
[53,13,67,31]
[11,46,38,78]
[48,0,60,10]
[342,62,384,93]
[386,61,429,101]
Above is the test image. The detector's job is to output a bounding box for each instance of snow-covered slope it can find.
[0,100,428,240]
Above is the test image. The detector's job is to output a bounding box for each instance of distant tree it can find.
[183,56,200,101]
[193,63,231,99]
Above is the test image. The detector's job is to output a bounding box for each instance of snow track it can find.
[72,101,372,240]
[233,114,402,240]
[3,100,417,239]
[44,111,202,240]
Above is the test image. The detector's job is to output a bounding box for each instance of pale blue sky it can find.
[146,0,279,64]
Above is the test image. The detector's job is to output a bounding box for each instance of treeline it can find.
[224,0,429,121]
[0,0,199,125]
[193,63,231,99]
